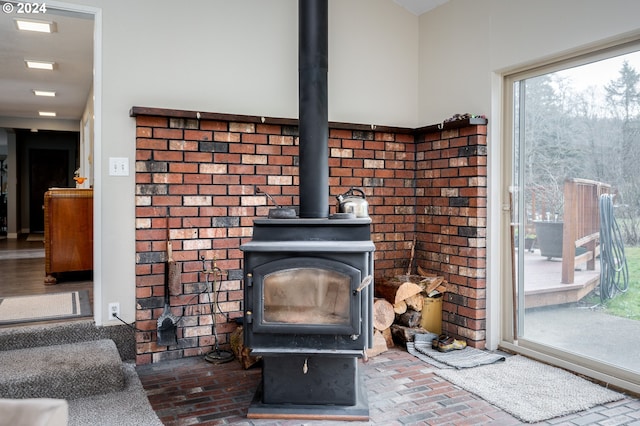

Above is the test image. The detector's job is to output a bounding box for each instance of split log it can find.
[405,294,424,312]
[372,298,395,331]
[417,265,431,277]
[406,234,416,275]
[230,326,260,370]
[375,280,422,305]
[393,300,407,315]
[381,327,394,349]
[420,276,444,295]
[390,324,430,347]
[397,309,422,328]
[365,329,388,358]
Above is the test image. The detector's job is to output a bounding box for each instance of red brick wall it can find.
[132,107,487,363]
[415,120,488,348]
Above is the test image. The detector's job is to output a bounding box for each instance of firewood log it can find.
[417,265,433,277]
[420,276,444,294]
[375,280,422,305]
[390,324,430,347]
[372,298,395,331]
[366,329,389,358]
[398,309,422,328]
[230,326,260,370]
[393,300,407,315]
[381,327,394,349]
[405,294,424,312]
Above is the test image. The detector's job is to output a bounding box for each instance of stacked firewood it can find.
[366,267,448,357]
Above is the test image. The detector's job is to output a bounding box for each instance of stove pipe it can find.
[298,0,329,218]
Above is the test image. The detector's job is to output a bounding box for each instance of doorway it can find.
[504,43,640,391]
[0,2,99,326]
[29,148,71,233]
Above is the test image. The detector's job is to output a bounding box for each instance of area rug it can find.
[408,333,506,369]
[0,249,45,260]
[0,291,92,324]
[435,355,624,423]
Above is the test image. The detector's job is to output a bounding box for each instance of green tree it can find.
[605,60,640,120]
[605,60,640,209]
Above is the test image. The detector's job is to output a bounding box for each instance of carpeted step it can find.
[0,339,125,400]
[0,320,136,361]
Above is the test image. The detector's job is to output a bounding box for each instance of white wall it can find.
[418,0,640,124]
[86,0,419,125]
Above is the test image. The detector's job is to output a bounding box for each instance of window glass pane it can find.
[263,267,351,325]
[512,49,640,375]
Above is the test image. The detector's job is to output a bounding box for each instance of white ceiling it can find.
[0,1,445,128]
[393,0,449,15]
[0,5,93,125]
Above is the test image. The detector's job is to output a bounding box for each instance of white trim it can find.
[486,71,503,350]
[500,341,640,395]
[92,8,103,326]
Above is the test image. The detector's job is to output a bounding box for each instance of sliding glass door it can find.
[507,44,640,385]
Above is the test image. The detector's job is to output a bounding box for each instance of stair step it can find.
[0,320,136,361]
[0,339,125,400]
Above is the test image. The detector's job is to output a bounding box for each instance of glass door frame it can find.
[499,38,640,394]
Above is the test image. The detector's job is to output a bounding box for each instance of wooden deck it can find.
[522,248,600,308]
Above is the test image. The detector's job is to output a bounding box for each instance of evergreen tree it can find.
[605,60,640,209]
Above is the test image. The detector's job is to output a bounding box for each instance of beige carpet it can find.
[0,291,92,324]
[436,355,624,423]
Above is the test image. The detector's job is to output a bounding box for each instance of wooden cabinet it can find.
[44,188,93,284]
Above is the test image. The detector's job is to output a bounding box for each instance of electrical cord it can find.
[112,313,142,331]
[110,277,212,332]
[109,257,230,347]
[599,193,629,301]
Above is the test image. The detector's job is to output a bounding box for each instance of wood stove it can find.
[241,3,373,419]
[242,218,374,419]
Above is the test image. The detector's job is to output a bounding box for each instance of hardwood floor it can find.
[0,235,93,326]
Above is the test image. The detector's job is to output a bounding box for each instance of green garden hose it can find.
[599,194,629,301]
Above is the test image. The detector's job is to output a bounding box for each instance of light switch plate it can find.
[109,157,129,176]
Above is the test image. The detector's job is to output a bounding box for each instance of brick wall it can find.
[132,107,487,363]
[415,120,488,348]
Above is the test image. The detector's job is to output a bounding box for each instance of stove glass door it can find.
[252,257,361,334]
[264,267,350,325]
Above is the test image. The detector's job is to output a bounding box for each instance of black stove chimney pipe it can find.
[298,0,329,218]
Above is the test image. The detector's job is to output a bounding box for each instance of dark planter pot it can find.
[525,237,536,252]
[534,221,564,259]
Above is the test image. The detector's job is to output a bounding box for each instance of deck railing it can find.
[561,178,611,284]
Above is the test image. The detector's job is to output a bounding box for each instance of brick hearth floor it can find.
[137,347,640,425]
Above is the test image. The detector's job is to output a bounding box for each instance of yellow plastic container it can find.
[420,296,443,334]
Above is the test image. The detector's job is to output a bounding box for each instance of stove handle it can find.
[353,275,372,294]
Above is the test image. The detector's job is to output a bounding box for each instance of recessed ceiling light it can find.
[33,90,56,97]
[39,111,57,117]
[25,60,56,70]
[15,19,56,33]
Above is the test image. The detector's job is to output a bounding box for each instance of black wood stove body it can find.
[242,218,374,419]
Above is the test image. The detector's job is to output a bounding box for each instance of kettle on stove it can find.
[336,187,369,218]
